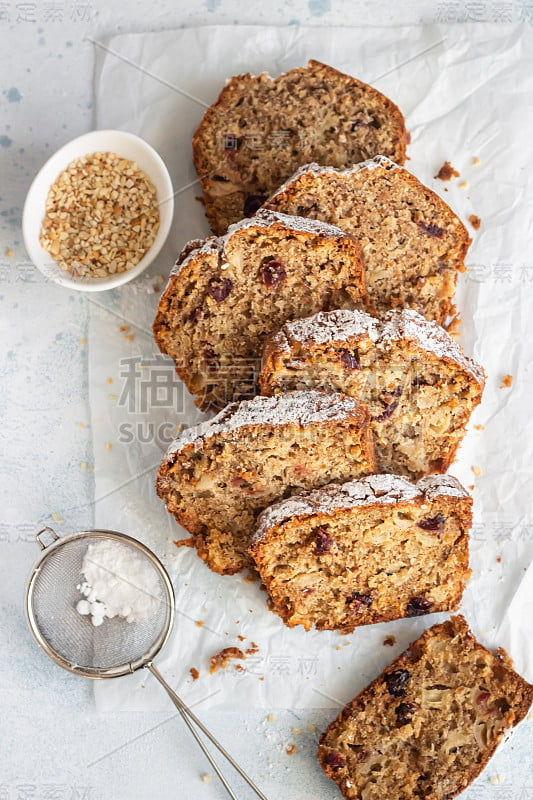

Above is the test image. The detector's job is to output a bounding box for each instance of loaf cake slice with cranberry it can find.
[153,209,366,411]
[156,391,376,574]
[249,474,472,632]
[193,60,408,234]
[319,615,533,800]
[264,156,471,324]
[260,308,485,480]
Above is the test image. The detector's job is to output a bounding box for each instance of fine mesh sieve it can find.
[25,527,268,800]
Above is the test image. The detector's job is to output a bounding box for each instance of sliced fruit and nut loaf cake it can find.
[264,156,471,324]
[153,209,366,411]
[318,615,533,800]
[249,473,472,632]
[260,308,485,480]
[193,60,408,234]
[156,391,376,575]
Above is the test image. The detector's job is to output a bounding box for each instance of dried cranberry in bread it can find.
[193,60,408,234]
[260,308,485,480]
[249,474,472,632]
[264,156,471,324]
[156,391,376,575]
[153,209,366,411]
[318,615,533,800]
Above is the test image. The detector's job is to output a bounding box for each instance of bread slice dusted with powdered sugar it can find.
[264,156,471,324]
[249,473,472,632]
[156,391,376,575]
[260,308,485,480]
[319,615,533,800]
[193,60,408,234]
[153,209,366,411]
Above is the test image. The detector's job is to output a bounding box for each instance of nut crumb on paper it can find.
[201,773,212,784]
[471,465,482,477]
[383,635,396,647]
[190,667,199,681]
[489,775,504,785]
[267,713,276,723]
[500,374,513,389]
[474,424,485,431]
[51,512,64,524]
[458,180,469,189]
[434,161,460,181]
[209,647,246,674]
[472,156,481,166]
[468,214,481,230]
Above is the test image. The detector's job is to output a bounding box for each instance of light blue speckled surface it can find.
[1,2,532,799]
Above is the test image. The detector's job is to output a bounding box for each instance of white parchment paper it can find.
[89,24,533,714]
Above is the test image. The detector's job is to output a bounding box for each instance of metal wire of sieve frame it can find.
[25,527,175,679]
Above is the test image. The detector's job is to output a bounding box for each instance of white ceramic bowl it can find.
[23,130,174,291]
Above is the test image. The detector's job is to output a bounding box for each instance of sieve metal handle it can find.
[35,527,60,550]
[147,662,268,800]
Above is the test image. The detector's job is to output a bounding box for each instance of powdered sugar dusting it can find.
[278,308,381,349]
[381,309,486,383]
[169,208,355,279]
[268,308,485,384]
[416,474,470,500]
[265,155,397,205]
[163,391,362,460]
[251,473,469,546]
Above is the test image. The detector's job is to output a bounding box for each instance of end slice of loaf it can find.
[156,391,376,575]
[318,615,533,800]
[260,308,485,480]
[265,156,471,324]
[249,474,472,632]
[153,209,366,411]
[193,60,408,234]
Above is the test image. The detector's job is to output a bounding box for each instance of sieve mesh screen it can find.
[28,534,173,675]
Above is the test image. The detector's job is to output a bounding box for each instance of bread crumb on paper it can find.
[471,465,482,477]
[472,156,481,166]
[173,537,194,549]
[474,424,485,431]
[383,635,396,647]
[190,667,199,681]
[201,773,212,784]
[209,647,246,674]
[286,744,297,756]
[458,180,469,189]
[500,374,513,389]
[468,214,481,230]
[434,161,460,181]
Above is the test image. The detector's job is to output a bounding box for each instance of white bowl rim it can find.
[22,129,174,292]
